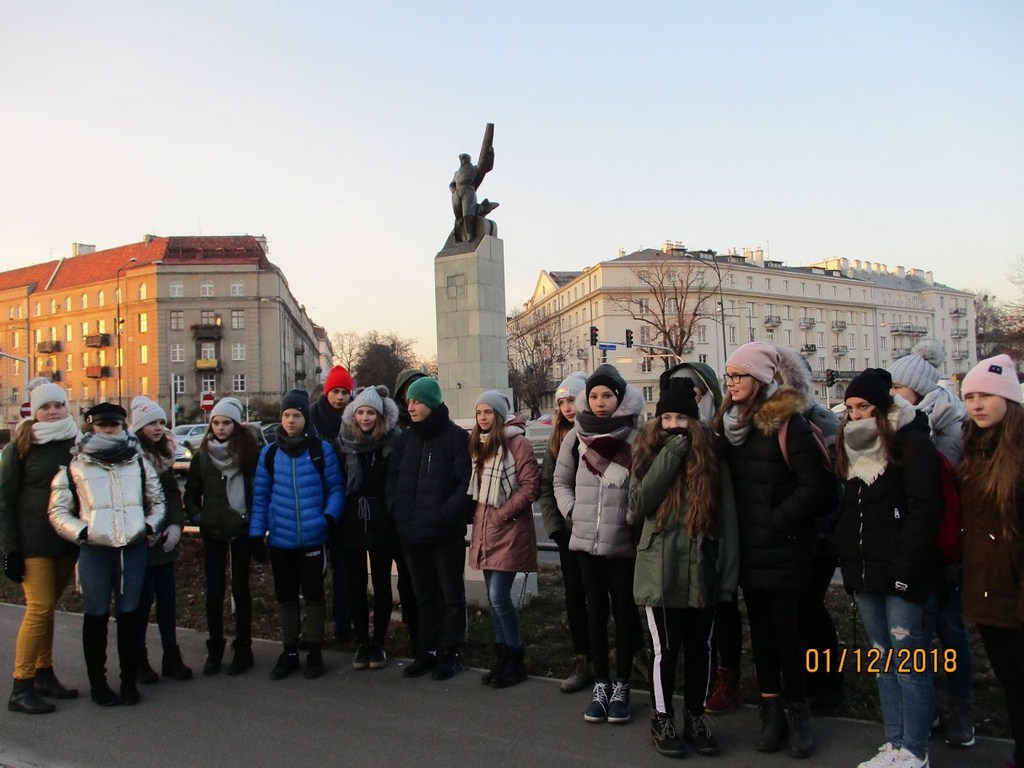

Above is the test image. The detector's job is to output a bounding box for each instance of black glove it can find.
[550,529,570,549]
[324,515,335,537]
[4,551,24,583]
[78,527,89,543]
[249,536,268,564]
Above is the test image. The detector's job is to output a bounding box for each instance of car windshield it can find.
[173,425,202,436]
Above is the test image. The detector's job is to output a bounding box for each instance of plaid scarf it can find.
[574,411,635,488]
[469,439,519,507]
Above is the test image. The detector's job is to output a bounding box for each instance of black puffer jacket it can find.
[0,437,78,558]
[836,410,942,604]
[723,387,836,592]
[386,403,472,545]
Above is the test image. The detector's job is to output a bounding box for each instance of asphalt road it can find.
[0,603,1013,768]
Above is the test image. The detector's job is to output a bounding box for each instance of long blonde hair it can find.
[469,422,511,481]
[548,404,575,459]
[631,418,720,537]
[960,401,1024,539]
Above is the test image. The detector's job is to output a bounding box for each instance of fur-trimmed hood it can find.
[574,382,646,420]
[752,386,809,437]
[340,388,400,436]
[775,346,814,400]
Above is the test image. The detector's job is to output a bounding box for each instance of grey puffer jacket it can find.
[552,384,644,558]
[49,452,165,548]
[916,386,967,466]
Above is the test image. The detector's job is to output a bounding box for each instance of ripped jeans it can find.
[855,591,937,760]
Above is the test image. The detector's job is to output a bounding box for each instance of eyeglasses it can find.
[724,373,753,384]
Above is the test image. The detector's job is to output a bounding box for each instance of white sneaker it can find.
[857,743,900,768]
[889,748,929,768]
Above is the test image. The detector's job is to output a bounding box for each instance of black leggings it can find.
[555,534,590,657]
[269,545,327,645]
[202,536,252,643]
[576,552,640,681]
[343,547,394,646]
[744,588,805,702]
[978,624,1024,766]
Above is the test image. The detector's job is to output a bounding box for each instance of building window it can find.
[638,298,649,314]
[747,327,755,343]
[729,326,737,344]
[200,281,214,297]
[643,386,654,403]
[170,310,184,331]
[800,282,806,295]
[696,326,707,344]
[698,354,708,364]
[98,350,106,366]
[231,310,244,330]
[81,293,88,310]
[848,333,856,348]
[139,376,148,395]
[65,354,72,371]
[201,374,217,392]
[138,283,147,300]
[231,280,244,297]
[65,324,72,342]
[200,309,215,325]
[139,345,148,364]
[231,342,246,361]
[785,329,792,345]
[49,299,57,314]
[232,374,246,392]
[97,291,105,307]
[81,352,88,370]
[138,313,148,333]
[864,333,869,348]
[640,356,653,373]
[169,281,183,298]
[881,337,888,350]
[200,343,216,360]
[65,296,72,312]
[81,321,89,337]
[171,374,185,395]
[170,343,184,363]
[817,331,825,346]
[34,302,41,316]
[97,319,106,334]
[766,278,772,292]
[746,276,754,289]
[34,328,42,344]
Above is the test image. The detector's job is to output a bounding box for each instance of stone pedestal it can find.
[434,233,510,420]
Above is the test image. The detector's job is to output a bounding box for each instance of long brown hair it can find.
[960,401,1024,538]
[469,422,511,481]
[137,426,174,462]
[200,420,260,469]
[548,404,575,459]
[631,418,720,537]
[712,377,769,433]
[834,407,901,480]
[13,419,35,460]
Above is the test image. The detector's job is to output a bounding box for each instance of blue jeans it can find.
[855,592,937,759]
[77,543,148,617]
[935,582,972,703]
[484,570,522,648]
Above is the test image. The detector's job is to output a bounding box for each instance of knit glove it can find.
[4,551,24,583]
[161,524,182,553]
[665,433,690,458]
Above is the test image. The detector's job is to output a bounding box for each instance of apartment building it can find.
[0,235,331,426]
[520,242,975,418]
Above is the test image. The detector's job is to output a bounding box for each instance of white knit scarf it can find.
[31,416,80,444]
[469,437,519,507]
[842,397,917,486]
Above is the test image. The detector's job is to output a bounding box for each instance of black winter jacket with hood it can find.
[723,386,836,592]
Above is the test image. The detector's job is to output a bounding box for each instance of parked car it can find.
[172,441,197,475]
[172,423,208,450]
[261,422,279,443]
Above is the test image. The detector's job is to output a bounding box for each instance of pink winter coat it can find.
[468,429,540,573]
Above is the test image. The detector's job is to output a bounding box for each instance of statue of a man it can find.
[449,124,497,243]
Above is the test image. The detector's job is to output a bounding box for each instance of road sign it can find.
[200,392,215,412]
[598,343,617,351]
[19,401,31,418]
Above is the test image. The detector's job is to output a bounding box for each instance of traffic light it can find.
[625,329,634,348]
[589,326,599,346]
[826,368,837,387]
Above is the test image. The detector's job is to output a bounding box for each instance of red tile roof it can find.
[0,236,272,293]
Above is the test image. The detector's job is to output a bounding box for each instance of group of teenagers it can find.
[1,340,1022,768]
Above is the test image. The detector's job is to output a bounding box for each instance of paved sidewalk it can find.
[0,603,1012,767]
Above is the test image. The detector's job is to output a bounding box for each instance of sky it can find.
[2,1,1021,357]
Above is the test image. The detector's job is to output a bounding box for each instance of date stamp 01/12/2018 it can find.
[805,647,958,675]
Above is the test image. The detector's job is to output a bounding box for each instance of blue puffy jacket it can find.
[249,438,345,549]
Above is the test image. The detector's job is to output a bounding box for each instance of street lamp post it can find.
[695,251,730,384]
[115,257,137,407]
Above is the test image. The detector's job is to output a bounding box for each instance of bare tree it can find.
[353,331,418,392]
[331,331,362,370]
[973,290,1024,362]
[417,354,438,377]
[608,248,723,368]
[507,307,571,419]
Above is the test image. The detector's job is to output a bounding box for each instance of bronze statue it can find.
[450,123,498,243]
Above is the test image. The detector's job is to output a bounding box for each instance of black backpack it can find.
[263,439,327,496]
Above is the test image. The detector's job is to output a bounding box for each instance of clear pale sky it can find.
[2,1,1021,356]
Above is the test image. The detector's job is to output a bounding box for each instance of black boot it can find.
[755,697,788,753]
[116,610,141,705]
[304,645,324,679]
[34,666,78,699]
[162,645,193,681]
[227,639,254,675]
[203,638,226,676]
[8,678,55,714]
[270,644,300,680]
[491,645,527,689]
[481,643,507,685]
[83,614,120,707]
[137,650,159,685]
[786,701,815,759]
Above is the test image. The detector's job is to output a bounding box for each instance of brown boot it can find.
[560,654,594,694]
[705,667,741,714]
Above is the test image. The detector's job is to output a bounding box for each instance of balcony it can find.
[191,324,223,340]
[950,327,968,338]
[831,320,847,331]
[86,366,111,379]
[85,333,111,348]
[37,340,62,354]
[800,344,817,355]
[36,370,62,382]
[763,315,781,328]
[295,369,307,380]
[832,345,849,357]
[195,358,222,372]
[888,323,915,335]
[911,325,929,335]
[950,307,967,317]
[798,317,816,330]
[891,347,913,359]
[951,350,969,361]
[294,345,305,356]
